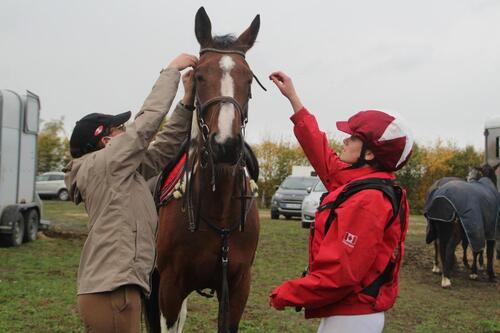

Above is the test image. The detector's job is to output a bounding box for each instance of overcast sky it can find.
[2,0,500,150]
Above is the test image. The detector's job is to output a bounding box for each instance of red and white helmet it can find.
[336,110,413,171]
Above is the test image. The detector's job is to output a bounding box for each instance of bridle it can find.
[182,47,266,232]
[194,48,266,146]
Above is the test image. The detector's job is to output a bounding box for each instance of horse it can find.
[424,164,499,288]
[145,7,261,333]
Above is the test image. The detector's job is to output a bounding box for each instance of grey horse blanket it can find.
[424,177,500,253]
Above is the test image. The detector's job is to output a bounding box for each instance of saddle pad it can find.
[158,154,186,203]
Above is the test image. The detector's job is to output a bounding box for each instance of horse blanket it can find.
[424,177,500,252]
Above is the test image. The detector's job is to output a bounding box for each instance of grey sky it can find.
[2,0,500,150]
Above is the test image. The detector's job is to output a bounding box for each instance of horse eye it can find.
[196,74,205,82]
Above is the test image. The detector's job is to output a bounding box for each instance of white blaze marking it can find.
[216,55,236,144]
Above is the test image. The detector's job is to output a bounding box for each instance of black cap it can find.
[69,111,131,158]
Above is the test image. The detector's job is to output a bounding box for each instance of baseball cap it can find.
[69,111,131,158]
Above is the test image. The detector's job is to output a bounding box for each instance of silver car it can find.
[301,180,327,228]
[36,172,69,201]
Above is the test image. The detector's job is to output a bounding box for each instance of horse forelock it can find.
[212,34,240,50]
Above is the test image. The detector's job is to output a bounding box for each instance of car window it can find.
[37,175,49,181]
[280,177,318,190]
[48,175,64,181]
[313,181,327,192]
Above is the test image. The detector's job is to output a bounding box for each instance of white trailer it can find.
[0,90,45,246]
[484,117,500,190]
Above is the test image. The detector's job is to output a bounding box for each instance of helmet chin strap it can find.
[347,143,368,169]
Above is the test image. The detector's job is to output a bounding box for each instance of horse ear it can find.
[237,14,260,52]
[195,7,212,48]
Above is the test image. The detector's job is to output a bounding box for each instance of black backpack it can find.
[316,178,406,298]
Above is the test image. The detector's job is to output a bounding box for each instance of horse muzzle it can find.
[210,134,243,165]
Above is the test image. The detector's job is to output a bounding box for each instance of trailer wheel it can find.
[23,209,39,242]
[2,212,25,247]
[58,189,69,201]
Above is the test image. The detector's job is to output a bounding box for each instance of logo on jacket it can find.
[343,232,358,248]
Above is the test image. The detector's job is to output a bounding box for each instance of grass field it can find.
[0,201,499,332]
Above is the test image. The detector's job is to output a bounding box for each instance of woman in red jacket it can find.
[268,71,413,333]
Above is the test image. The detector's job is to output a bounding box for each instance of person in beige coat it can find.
[64,53,198,333]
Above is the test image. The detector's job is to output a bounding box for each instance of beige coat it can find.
[64,68,192,296]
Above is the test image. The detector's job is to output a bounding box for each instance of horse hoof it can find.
[469,273,478,280]
[432,265,441,274]
[441,277,451,288]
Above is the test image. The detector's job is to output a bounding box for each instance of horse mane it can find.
[480,164,497,185]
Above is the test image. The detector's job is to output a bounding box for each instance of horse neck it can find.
[195,163,244,222]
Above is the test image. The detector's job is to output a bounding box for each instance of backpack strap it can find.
[318,178,401,235]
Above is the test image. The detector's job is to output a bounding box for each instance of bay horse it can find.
[146,7,261,333]
[425,164,499,288]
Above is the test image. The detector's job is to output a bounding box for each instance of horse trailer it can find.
[484,117,500,190]
[0,89,46,246]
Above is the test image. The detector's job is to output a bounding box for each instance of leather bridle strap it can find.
[199,48,267,92]
[200,47,247,58]
[197,95,247,127]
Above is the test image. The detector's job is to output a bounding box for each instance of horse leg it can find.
[486,240,497,282]
[461,236,469,269]
[227,271,251,333]
[432,240,441,274]
[444,236,458,288]
[158,273,188,333]
[470,252,479,280]
[478,249,485,271]
[439,219,462,288]
[438,231,452,288]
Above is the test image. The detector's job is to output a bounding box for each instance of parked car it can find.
[301,180,327,228]
[36,171,69,201]
[270,176,318,220]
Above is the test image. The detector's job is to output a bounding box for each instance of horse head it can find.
[192,7,260,165]
[468,163,500,186]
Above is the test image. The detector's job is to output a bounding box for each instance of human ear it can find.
[100,136,111,147]
[364,149,375,161]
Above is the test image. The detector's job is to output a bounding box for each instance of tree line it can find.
[253,138,483,214]
[38,119,483,214]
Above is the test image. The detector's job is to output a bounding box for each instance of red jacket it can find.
[270,108,409,318]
